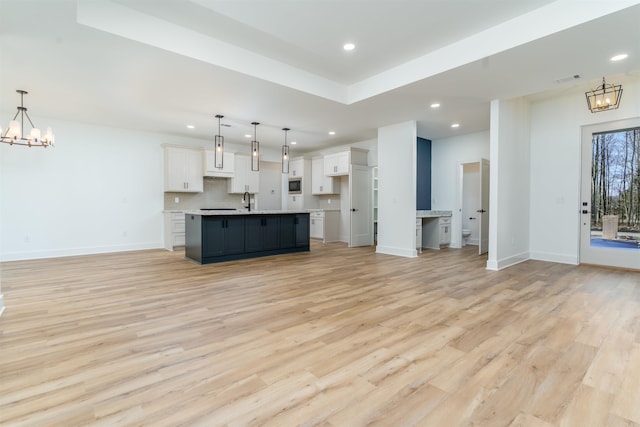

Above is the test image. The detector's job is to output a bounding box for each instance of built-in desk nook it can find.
[416,210,452,251]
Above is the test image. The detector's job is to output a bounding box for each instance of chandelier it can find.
[585,77,623,113]
[1,90,55,147]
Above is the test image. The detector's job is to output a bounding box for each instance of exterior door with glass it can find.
[580,119,640,269]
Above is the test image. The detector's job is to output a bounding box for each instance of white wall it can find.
[0,116,217,261]
[376,121,417,257]
[431,130,490,247]
[529,76,640,264]
[487,98,531,270]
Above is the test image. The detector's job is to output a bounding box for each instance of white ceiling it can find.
[1,0,640,154]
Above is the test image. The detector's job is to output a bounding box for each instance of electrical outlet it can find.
[328,199,331,204]
[174,197,179,204]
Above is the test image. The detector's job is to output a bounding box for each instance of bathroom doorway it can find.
[457,159,490,254]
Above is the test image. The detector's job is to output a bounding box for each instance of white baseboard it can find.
[0,293,4,317]
[529,251,579,265]
[486,251,530,271]
[375,245,418,258]
[1,242,163,262]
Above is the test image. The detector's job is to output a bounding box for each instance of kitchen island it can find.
[184,210,310,264]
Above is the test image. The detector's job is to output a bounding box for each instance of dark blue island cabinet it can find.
[185,212,310,264]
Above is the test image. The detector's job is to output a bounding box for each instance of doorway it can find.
[580,119,640,269]
[457,159,490,255]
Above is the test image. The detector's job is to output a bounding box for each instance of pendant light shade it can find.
[251,122,260,171]
[214,114,224,169]
[282,128,290,174]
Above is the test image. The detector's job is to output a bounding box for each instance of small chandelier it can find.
[282,127,290,174]
[1,90,55,147]
[251,122,260,171]
[214,114,224,168]
[585,77,623,113]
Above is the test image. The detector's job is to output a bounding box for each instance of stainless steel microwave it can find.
[288,178,302,194]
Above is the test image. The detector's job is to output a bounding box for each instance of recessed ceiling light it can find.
[244,134,251,138]
[291,141,297,145]
[186,125,194,129]
[611,53,628,61]
[343,43,355,51]
[430,103,441,109]
[329,131,336,135]
[451,123,460,128]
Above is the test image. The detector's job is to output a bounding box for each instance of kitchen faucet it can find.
[243,192,251,212]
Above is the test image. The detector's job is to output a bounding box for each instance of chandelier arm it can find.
[23,110,36,129]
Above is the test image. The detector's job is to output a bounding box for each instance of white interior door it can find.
[349,165,373,247]
[580,120,640,269]
[479,158,490,255]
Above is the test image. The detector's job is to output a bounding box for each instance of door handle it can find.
[477,209,486,213]
[351,208,358,212]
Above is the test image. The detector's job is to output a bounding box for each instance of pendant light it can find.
[282,127,290,174]
[214,114,224,169]
[251,121,260,171]
[585,77,623,113]
[1,90,55,147]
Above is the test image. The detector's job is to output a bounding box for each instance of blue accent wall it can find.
[416,137,431,210]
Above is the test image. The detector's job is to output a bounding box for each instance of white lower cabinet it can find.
[419,215,451,250]
[164,212,186,251]
[439,217,451,245]
[310,211,339,243]
[310,216,324,239]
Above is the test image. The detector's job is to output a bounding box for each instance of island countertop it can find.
[184,209,311,216]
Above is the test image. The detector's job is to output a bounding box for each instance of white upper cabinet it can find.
[312,157,339,195]
[227,154,260,194]
[323,152,350,176]
[164,146,203,193]
[289,158,304,178]
[204,151,235,178]
[323,148,368,177]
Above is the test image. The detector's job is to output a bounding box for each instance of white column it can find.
[487,98,532,270]
[376,121,418,257]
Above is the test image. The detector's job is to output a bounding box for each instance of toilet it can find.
[462,228,471,246]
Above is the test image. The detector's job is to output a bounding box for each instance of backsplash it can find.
[315,194,342,209]
[164,178,247,210]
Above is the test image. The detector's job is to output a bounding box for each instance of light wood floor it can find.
[1,243,640,426]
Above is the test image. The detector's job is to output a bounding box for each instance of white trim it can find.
[1,242,162,262]
[0,293,4,317]
[530,251,578,265]
[375,246,418,258]
[486,251,530,270]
